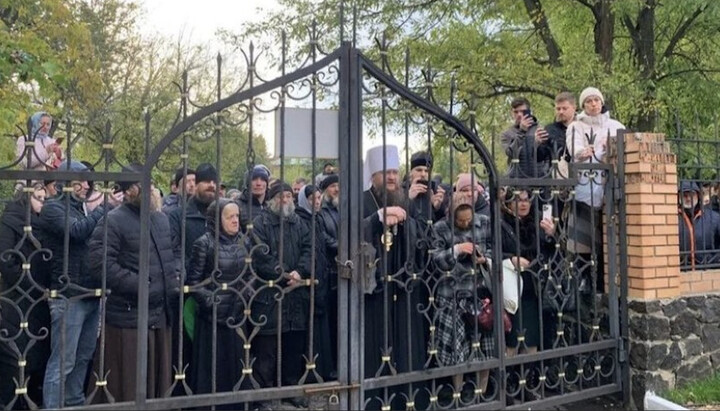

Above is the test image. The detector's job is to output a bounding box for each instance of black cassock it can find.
[362,190,429,383]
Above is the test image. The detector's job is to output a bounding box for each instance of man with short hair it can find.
[501,97,543,178]
[162,167,196,214]
[250,181,312,409]
[292,177,308,204]
[41,160,122,408]
[315,162,336,186]
[535,92,576,175]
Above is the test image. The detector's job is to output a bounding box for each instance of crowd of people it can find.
[1,86,718,410]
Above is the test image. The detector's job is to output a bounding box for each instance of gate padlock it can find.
[327,393,340,411]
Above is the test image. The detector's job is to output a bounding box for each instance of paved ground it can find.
[560,393,625,411]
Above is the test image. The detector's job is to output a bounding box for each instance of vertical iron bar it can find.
[616,129,630,407]
[277,31,287,389]
[135,166,152,406]
[344,42,364,411]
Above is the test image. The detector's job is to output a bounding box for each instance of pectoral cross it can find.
[381,228,394,252]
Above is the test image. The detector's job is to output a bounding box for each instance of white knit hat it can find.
[579,87,604,105]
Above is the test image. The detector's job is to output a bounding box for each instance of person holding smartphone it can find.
[501,98,547,178]
[405,150,446,224]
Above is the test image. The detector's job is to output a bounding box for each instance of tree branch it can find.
[474,81,555,100]
[622,13,639,48]
[572,0,595,12]
[655,68,720,83]
[523,0,562,67]
[662,4,708,62]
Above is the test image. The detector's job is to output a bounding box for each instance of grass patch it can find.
[665,373,720,406]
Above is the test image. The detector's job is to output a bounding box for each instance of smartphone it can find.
[522,109,532,118]
[542,204,553,220]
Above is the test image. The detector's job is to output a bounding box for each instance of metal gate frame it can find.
[0,40,629,410]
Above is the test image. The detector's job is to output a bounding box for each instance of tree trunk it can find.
[593,0,614,73]
[625,0,658,131]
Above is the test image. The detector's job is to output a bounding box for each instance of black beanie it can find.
[117,163,144,192]
[173,167,196,187]
[410,151,433,170]
[195,163,218,184]
[267,181,292,200]
[319,174,339,191]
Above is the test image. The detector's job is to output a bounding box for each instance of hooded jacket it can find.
[678,181,720,269]
[16,111,60,170]
[188,199,250,324]
[295,187,331,314]
[566,111,625,208]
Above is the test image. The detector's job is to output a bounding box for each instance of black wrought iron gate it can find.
[0,40,628,411]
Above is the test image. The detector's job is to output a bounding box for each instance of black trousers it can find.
[251,331,307,388]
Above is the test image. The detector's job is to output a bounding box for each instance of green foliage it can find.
[0,0,269,195]
[238,0,720,138]
[665,373,720,406]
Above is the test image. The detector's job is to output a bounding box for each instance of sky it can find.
[137,0,412,160]
[139,0,279,47]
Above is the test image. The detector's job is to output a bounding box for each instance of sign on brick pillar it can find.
[607,133,681,300]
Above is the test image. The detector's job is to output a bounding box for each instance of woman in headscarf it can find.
[295,184,334,381]
[0,184,50,409]
[431,193,493,396]
[188,199,251,404]
[501,188,556,356]
[16,112,62,170]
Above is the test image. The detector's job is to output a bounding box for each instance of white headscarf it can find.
[363,144,400,190]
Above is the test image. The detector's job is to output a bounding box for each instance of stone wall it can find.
[629,294,720,407]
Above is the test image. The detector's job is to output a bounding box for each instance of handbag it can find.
[474,298,512,333]
[502,259,523,314]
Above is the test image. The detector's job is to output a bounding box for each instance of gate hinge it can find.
[618,337,628,363]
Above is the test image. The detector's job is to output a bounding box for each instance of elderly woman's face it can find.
[583,96,603,116]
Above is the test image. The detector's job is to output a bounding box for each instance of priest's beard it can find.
[268,197,295,218]
[324,192,339,208]
[372,184,407,208]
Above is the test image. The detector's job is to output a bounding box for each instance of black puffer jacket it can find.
[168,196,209,275]
[0,200,51,370]
[39,195,107,296]
[188,201,250,324]
[250,209,311,334]
[88,204,180,328]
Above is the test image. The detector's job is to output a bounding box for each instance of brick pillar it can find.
[621,133,681,299]
[607,132,682,410]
